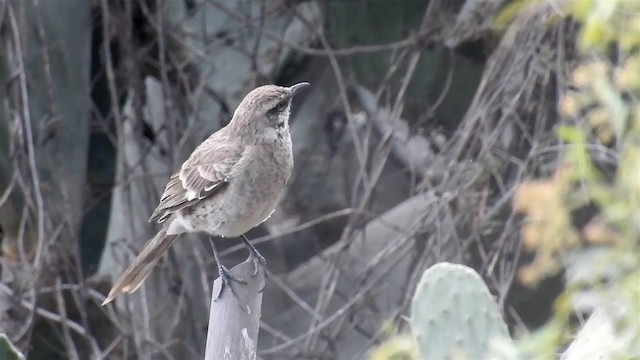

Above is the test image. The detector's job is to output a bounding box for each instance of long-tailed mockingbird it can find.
[102,82,309,305]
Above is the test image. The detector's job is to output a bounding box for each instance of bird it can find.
[102,82,310,306]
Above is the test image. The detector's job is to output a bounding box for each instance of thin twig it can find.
[54,278,81,360]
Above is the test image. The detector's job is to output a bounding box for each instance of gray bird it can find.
[102,82,309,305]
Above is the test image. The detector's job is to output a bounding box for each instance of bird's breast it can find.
[190,140,293,238]
[240,140,293,196]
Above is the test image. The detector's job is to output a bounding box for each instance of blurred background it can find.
[0,0,638,359]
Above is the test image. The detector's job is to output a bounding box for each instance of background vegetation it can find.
[0,0,637,359]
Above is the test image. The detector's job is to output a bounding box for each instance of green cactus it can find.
[410,262,512,359]
[0,333,24,360]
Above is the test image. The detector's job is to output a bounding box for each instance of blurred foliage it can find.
[512,0,640,358]
[0,333,25,360]
[513,165,581,285]
[370,333,417,360]
[370,0,639,359]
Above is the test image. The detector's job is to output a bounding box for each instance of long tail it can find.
[102,227,178,305]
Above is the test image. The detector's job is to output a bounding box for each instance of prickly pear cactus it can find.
[411,262,511,359]
[0,333,24,360]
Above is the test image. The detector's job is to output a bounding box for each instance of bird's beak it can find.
[289,82,310,95]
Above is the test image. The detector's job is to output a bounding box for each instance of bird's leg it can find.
[241,234,268,279]
[210,238,246,307]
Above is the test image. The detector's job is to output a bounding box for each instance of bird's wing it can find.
[149,134,242,223]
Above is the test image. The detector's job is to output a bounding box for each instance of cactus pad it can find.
[411,262,511,359]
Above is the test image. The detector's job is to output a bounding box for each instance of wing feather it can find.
[148,133,241,223]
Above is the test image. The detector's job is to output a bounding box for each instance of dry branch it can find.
[444,0,502,48]
[285,191,441,291]
[260,3,576,357]
[352,85,434,179]
[261,191,458,358]
[0,0,583,358]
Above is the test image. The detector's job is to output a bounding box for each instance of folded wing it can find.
[149,135,241,223]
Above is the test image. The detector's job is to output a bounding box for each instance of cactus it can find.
[0,333,24,360]
[410,262,512,359]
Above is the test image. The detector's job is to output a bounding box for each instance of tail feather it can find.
[102,227,178,305]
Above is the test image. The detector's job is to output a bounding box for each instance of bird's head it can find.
[231,82,310,141]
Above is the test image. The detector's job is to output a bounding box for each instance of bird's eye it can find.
[274,100,287,112]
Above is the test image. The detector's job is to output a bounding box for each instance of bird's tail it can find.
[102,227,178,305]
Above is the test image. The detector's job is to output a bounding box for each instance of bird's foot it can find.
[249,250,267,277]
[215,264,247,308]
[240,235,269,278]
[249,252,270,293]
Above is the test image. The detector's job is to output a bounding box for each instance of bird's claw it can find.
[240,235,269,293]
[215,264,247,310]
[249,252,269,293]
[250,251,267,277]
